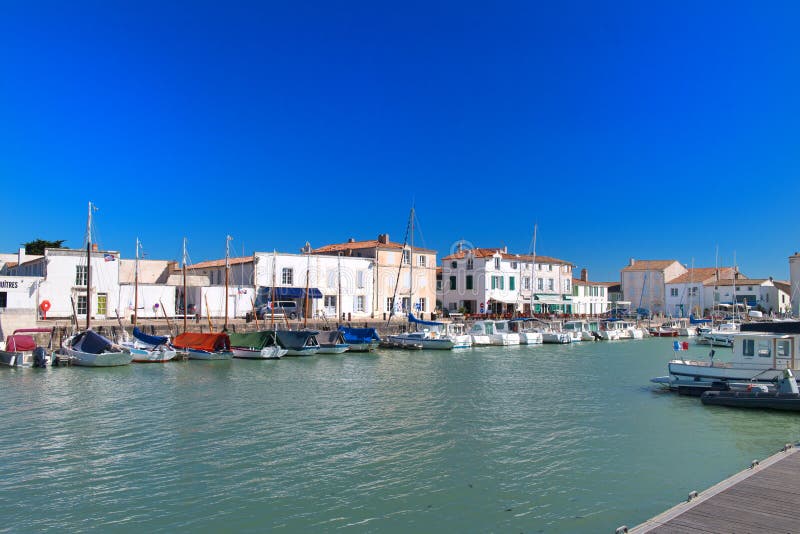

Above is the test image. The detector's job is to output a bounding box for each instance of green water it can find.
[3,337,800,532]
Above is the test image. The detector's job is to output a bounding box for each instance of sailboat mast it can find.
[304,252,310,329]
[410,206,414,320]
[530,224,537,316]
[182,237,188,334]
[337,252,342,325]
[271,250,276,329]
[224,235,231,330]
[134,238,140,326]
[86,201,93,331]
[733,251,738,321]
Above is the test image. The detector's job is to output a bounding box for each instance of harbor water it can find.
[3,337,800,532]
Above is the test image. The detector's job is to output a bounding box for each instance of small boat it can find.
[316,330,350,354]
[337,326,380,352]
[122,327,177,363]
[508,319,545,344]
[468,320,496,346]
[701,369,800,411]
[444,322,473,349]
[387,315,456,350]
[698,322,740,347]
[649,322,680,337]
[229,330,287,359]
[172,332,233,360]
[276,330,320,356]
[379,339,423,350]
[62,330,133,367]
[0,328,52,367]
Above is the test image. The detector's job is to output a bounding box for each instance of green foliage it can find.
[23,239,66,255]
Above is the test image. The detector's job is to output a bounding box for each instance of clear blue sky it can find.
[2,1,798,281]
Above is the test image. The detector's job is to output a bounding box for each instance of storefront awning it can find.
[488,294,518,304]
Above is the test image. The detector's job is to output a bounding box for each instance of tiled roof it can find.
[442,248,571,265]
[621,260,680,272]
[188,256,253,270]
[573,278,619,287]
[667,267,738,285]
[773,281,791,293]
[708,278,768,287]
[313,239,436,254]
[442,248,503,260]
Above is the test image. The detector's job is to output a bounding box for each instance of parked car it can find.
[256,301,300,320]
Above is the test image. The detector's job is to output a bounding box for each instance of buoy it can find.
[687,490,699,502]
[39,300,51,319]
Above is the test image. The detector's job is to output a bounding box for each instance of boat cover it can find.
[276,330,318,349]
[172,332,230,352]
[338,326,380,343]
[228,331,278,349]
[75,330,114,354]
[689,315,712,324]
[5,335,36,352]
[133,327,168,346]
[317,330,345,345]
[408,313,443,327]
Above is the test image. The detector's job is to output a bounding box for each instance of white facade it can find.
[0,276,43,312]
[621,259,687,316]
[117,284,178,320]
[571,280,610,315]
[253,252,374,319]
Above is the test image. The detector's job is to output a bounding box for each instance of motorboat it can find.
[563,320,601,342]
[508,319,544,344]
[667,332,800,384]
[493,320,521,345]
[701,369,800,411]
[338,326,380,352]
[316,330,350,354]
[0,328,52,367]
[387,315,455,350]
[172,332,233,360]
[468,320,496,346]
[698,322,740,347]
[229,330,288,359]
[444,322,473,349]
[61,329,134,367]
[121,327,177,363]
[598,320,622,340]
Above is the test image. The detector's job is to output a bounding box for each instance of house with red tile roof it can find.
[620,258,687,316]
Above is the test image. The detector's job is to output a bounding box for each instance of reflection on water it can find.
[2,338,798,532]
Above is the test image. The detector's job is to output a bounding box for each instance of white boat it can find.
[444,322,473,349]
[172,332,233,360]
[316,330,350,354]
[121,327,177,363]
[508,318,545,344]
[62,330,134,367]
[469,320,496,345]
[0,328,53,367]
[562,320,598,342]
[540,329,572,344]
[667,332,800,384]
[229,331,287,359]
[277,330,320,356]
[493,320,521,345]
[698,322,740,347]
[598,320,622,340]
[387,330,455,350]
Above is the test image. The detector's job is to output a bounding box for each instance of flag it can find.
[104,253,116,262]
[673,341,689,351]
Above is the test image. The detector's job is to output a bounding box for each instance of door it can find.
[774,337,793,370]
[96,293,108,319]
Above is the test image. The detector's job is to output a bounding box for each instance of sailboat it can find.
[229,330,287,359]
[121,238,177,362]
[171,237,233,360]
[61,202,133,367]
[386,207,455,350]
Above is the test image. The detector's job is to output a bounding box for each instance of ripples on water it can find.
[3,338,800,532]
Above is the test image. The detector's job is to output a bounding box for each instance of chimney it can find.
[457,242,463,253]
[581,268,588,282]
[300,242,311,254]
[378,233,389,244]
[629,258,635,267]
[92,244,99,252]
[18,247,25,265]
[348,237,355,243]
[503,245,508,253]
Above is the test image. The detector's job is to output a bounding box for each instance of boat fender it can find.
[750,460,760,469]
[687,490,699,502]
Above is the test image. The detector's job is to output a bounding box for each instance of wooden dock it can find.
[628,443,800,533]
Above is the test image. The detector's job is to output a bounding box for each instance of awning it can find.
[265,287,323,299]
[533,295,567,305]
[488,294,517,304]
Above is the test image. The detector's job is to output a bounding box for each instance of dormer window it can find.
[451,261,457,269]
[466,258,474,270]
[402,249,410,265]
[494,257,500,269]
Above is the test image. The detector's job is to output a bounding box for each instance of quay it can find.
[628,443,800,533]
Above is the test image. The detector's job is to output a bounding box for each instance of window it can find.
[509,276,516,291]
[491,275,503,289]
[494,257,500,269]
[547,279,554,291]
[511,262,518,269]
[324,295,337,309]
[97,293,107,316]
[449,302,457,311]
[401,297,410,312]
[523,277,530,290]
[416,298,426,312]
[402,250,410,265]
[356,296,365,312]
[449,276,457,290]
[573,284,579,296]
[386,297,394,312]
[565,280,570,293]
[282,268,293,285]
[778,340,790,358]
[466,258,474,270]
[75,265,88,286]
[327,270,336,288]
[548,264,553,272]
[537,278,544,290]
[436,279,442,291]
[357,271,365,289]
[670,288,678,297]
[451,261,457,268]
[742,339,755,357]
[418,255,426,267]
[758,340,771,358]
[601,287,605,296]
[77,294,87,315]
[537,264,542,271]
[466,275,473,290]
[0,292,6,308]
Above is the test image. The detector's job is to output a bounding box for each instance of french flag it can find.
[103,253,116,262]
[673,341,689,351]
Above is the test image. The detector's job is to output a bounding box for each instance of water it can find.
[3,337,800,532]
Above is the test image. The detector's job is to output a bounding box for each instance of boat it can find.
[649,322,680,337]
[540,328,572,344]
[172,332,233,360]
[598,320,622,340]
[337,326,380,352]
[229,330,287,359]
[444,322,473,349]
[387,314,456,350]
[562,320,601,342]
[276,330,320,356]
[0,328,52,367]
[62,202,133,367]
[666,332,800,384]
[701,369,800,411]
[62,329,133,367]
[493,320,521,345]
[316,330,350,354]
[123,327,178,363]
[469,320,497,346]
[508,319,544,344]
[697,322,740,347]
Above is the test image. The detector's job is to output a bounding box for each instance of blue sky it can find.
[2,1,798,281]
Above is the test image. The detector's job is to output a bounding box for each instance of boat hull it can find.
[345,341,379,352]
[541,333,571,344]
[317,344,350,354]
[701,391,800,411]
[186,349,233,360]
[668,360,787,383]
[62,347,133,367]
[283,347,319,356]
[232,346,287,359]
[387,335,454,350]
[127,346,177,363]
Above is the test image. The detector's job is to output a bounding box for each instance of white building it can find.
[705,278,785,315]
[441,246,574,315]
[621,259,687,316]
[571,269,611,316]
[664,267,738,318]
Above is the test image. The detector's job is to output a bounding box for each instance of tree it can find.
[23,239,66,255]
